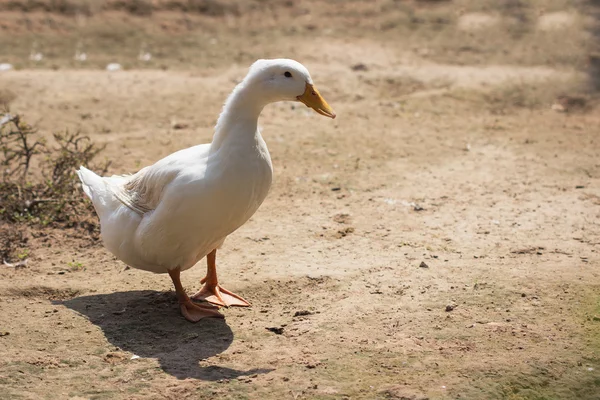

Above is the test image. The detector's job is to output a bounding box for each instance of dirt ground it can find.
[1,1,600,399]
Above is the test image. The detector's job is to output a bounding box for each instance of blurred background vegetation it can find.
[0,0,597,84]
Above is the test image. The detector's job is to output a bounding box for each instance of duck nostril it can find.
[311,91,317,96]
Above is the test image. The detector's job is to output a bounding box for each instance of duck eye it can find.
[284,71,292,78]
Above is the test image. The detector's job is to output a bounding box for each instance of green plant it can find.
[16,248,29,260]
[68,260,84,271]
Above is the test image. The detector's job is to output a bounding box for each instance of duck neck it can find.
[211,82,267,150]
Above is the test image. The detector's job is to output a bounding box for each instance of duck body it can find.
[77,59,335,321]
[81,135,272,274]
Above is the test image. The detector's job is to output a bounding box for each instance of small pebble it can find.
[351,63,368,71]
[294,310,313,317]
[266,327,284,335]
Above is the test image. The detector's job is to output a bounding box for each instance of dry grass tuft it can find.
[0,111,108,234]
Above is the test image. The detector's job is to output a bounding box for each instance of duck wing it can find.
[108,143,211,215]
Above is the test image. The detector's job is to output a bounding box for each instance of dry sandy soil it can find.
[1,1,600,399]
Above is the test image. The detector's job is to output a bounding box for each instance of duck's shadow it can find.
[59,290,271,380]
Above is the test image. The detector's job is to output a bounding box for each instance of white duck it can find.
[77,59,335,322]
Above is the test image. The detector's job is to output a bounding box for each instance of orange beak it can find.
[296,83,336,119]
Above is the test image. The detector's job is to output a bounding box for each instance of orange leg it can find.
[168,268,223,322]
[191,249,251,307]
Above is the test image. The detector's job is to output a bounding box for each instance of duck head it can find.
[244,59,336,119]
